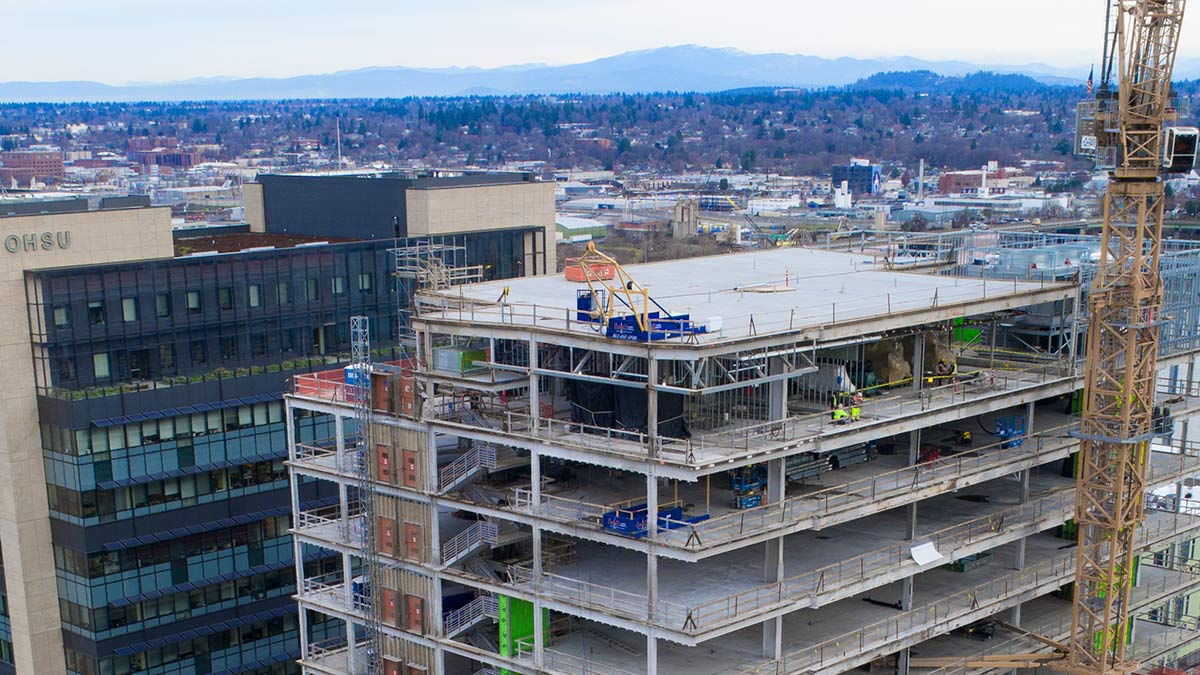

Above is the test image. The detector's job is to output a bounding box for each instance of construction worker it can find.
[936,359,950,378]
[832,403,849,425]
[850,391,863,422]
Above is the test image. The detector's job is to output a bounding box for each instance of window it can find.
[276,282,289,305]
[57,357,75,382]
[155,293,171,318]
[307,278,319,301]
[159,344,175,372]
[217,287,233,311]
[358,273,373,292]
[250,333,266,356]
[53,306,70,328]
[331,276,346,295]
[93,353,110,380]
[281,329,295,353]
[190,340,207,365]
[220,337,237,361]
[88,301,105,326]
[186,291,202,314]
[248,284,261,308]
[122,298,138,322]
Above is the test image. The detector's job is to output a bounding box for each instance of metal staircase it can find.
[443,594,499,637]
[442,521,500,567]
[464,557,503,583]
[439,442,498,493]
[465,628,500,654]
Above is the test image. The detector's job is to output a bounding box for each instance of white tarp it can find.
[910,542,943,566]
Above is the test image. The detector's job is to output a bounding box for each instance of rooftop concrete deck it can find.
[420,247,1073,347]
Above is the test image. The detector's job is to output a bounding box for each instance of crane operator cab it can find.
[1163,126,1200,173]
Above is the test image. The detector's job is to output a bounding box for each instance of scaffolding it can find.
[391,239,484,352]
[959,231,1200,359]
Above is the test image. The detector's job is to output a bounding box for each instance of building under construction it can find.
[285,233,1200,674]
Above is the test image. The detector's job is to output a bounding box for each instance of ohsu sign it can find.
[3,231,71,253]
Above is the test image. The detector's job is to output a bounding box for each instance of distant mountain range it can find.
[0,45,1159,103]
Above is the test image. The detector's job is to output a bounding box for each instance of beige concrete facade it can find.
[406,181,556,275]
[243,182,266,233]
[0,207,174,675]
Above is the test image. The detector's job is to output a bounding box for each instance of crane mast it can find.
[1069,1,1186,672]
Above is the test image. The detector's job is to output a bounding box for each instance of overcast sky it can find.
[8,0,1198,83]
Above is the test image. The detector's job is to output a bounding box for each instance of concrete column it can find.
[768,355,788,422]
[647,470,659,675]
[1174,361,1195,564]
[531,451,545,667]
[294,539,309,659]
[343,549,357,673]
[912,332,926,392]
[287,406,303,520]
[647,550,659,675]
[424,428,445,671]
[763,458,785,659]
[426,429,442,565]
[533,527,545,668]
[336,415,350,530]
[764,354,787,657]
[647,354,659,458]
[899,425,921,675]
[529,336,540,432]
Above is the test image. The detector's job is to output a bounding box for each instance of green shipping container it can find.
[432,346,488,374]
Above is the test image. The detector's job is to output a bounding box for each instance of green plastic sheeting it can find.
[499,595,549,675]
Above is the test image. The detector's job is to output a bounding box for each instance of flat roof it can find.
[423,247,1074,346]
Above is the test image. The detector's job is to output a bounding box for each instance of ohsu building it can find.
[0,171,554,675]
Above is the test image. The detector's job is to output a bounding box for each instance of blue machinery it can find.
[728,466,766,509]
[601,499,710,538]
[993,416,1026,449]
[574,242,708,342]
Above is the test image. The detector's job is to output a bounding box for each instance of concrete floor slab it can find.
[422,247,1070,345]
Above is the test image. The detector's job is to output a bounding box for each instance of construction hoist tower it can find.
[349,315,381,674]
[1071,1,1195,672]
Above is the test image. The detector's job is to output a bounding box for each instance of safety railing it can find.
[439,443,498,493]
[766,509,1200,675]
[760,552,1076,674]
[305,636,349,661]
[292,437,364,476]
[443,521,500,567]
[660,423,1080,550]
[681,487,1076,633]
[500,477,1200,642]
[419,273,1069,345]
[506,564,688,627]
[512,637,644,675]
[300,570,371,615]
[465,363,1075,468]
[295,503,366,548]
[504,428,1199,559]
[443,593,499,637]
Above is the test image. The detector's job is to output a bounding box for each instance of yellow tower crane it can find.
[1067,1,1195,672]
[926,2,1197,672]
